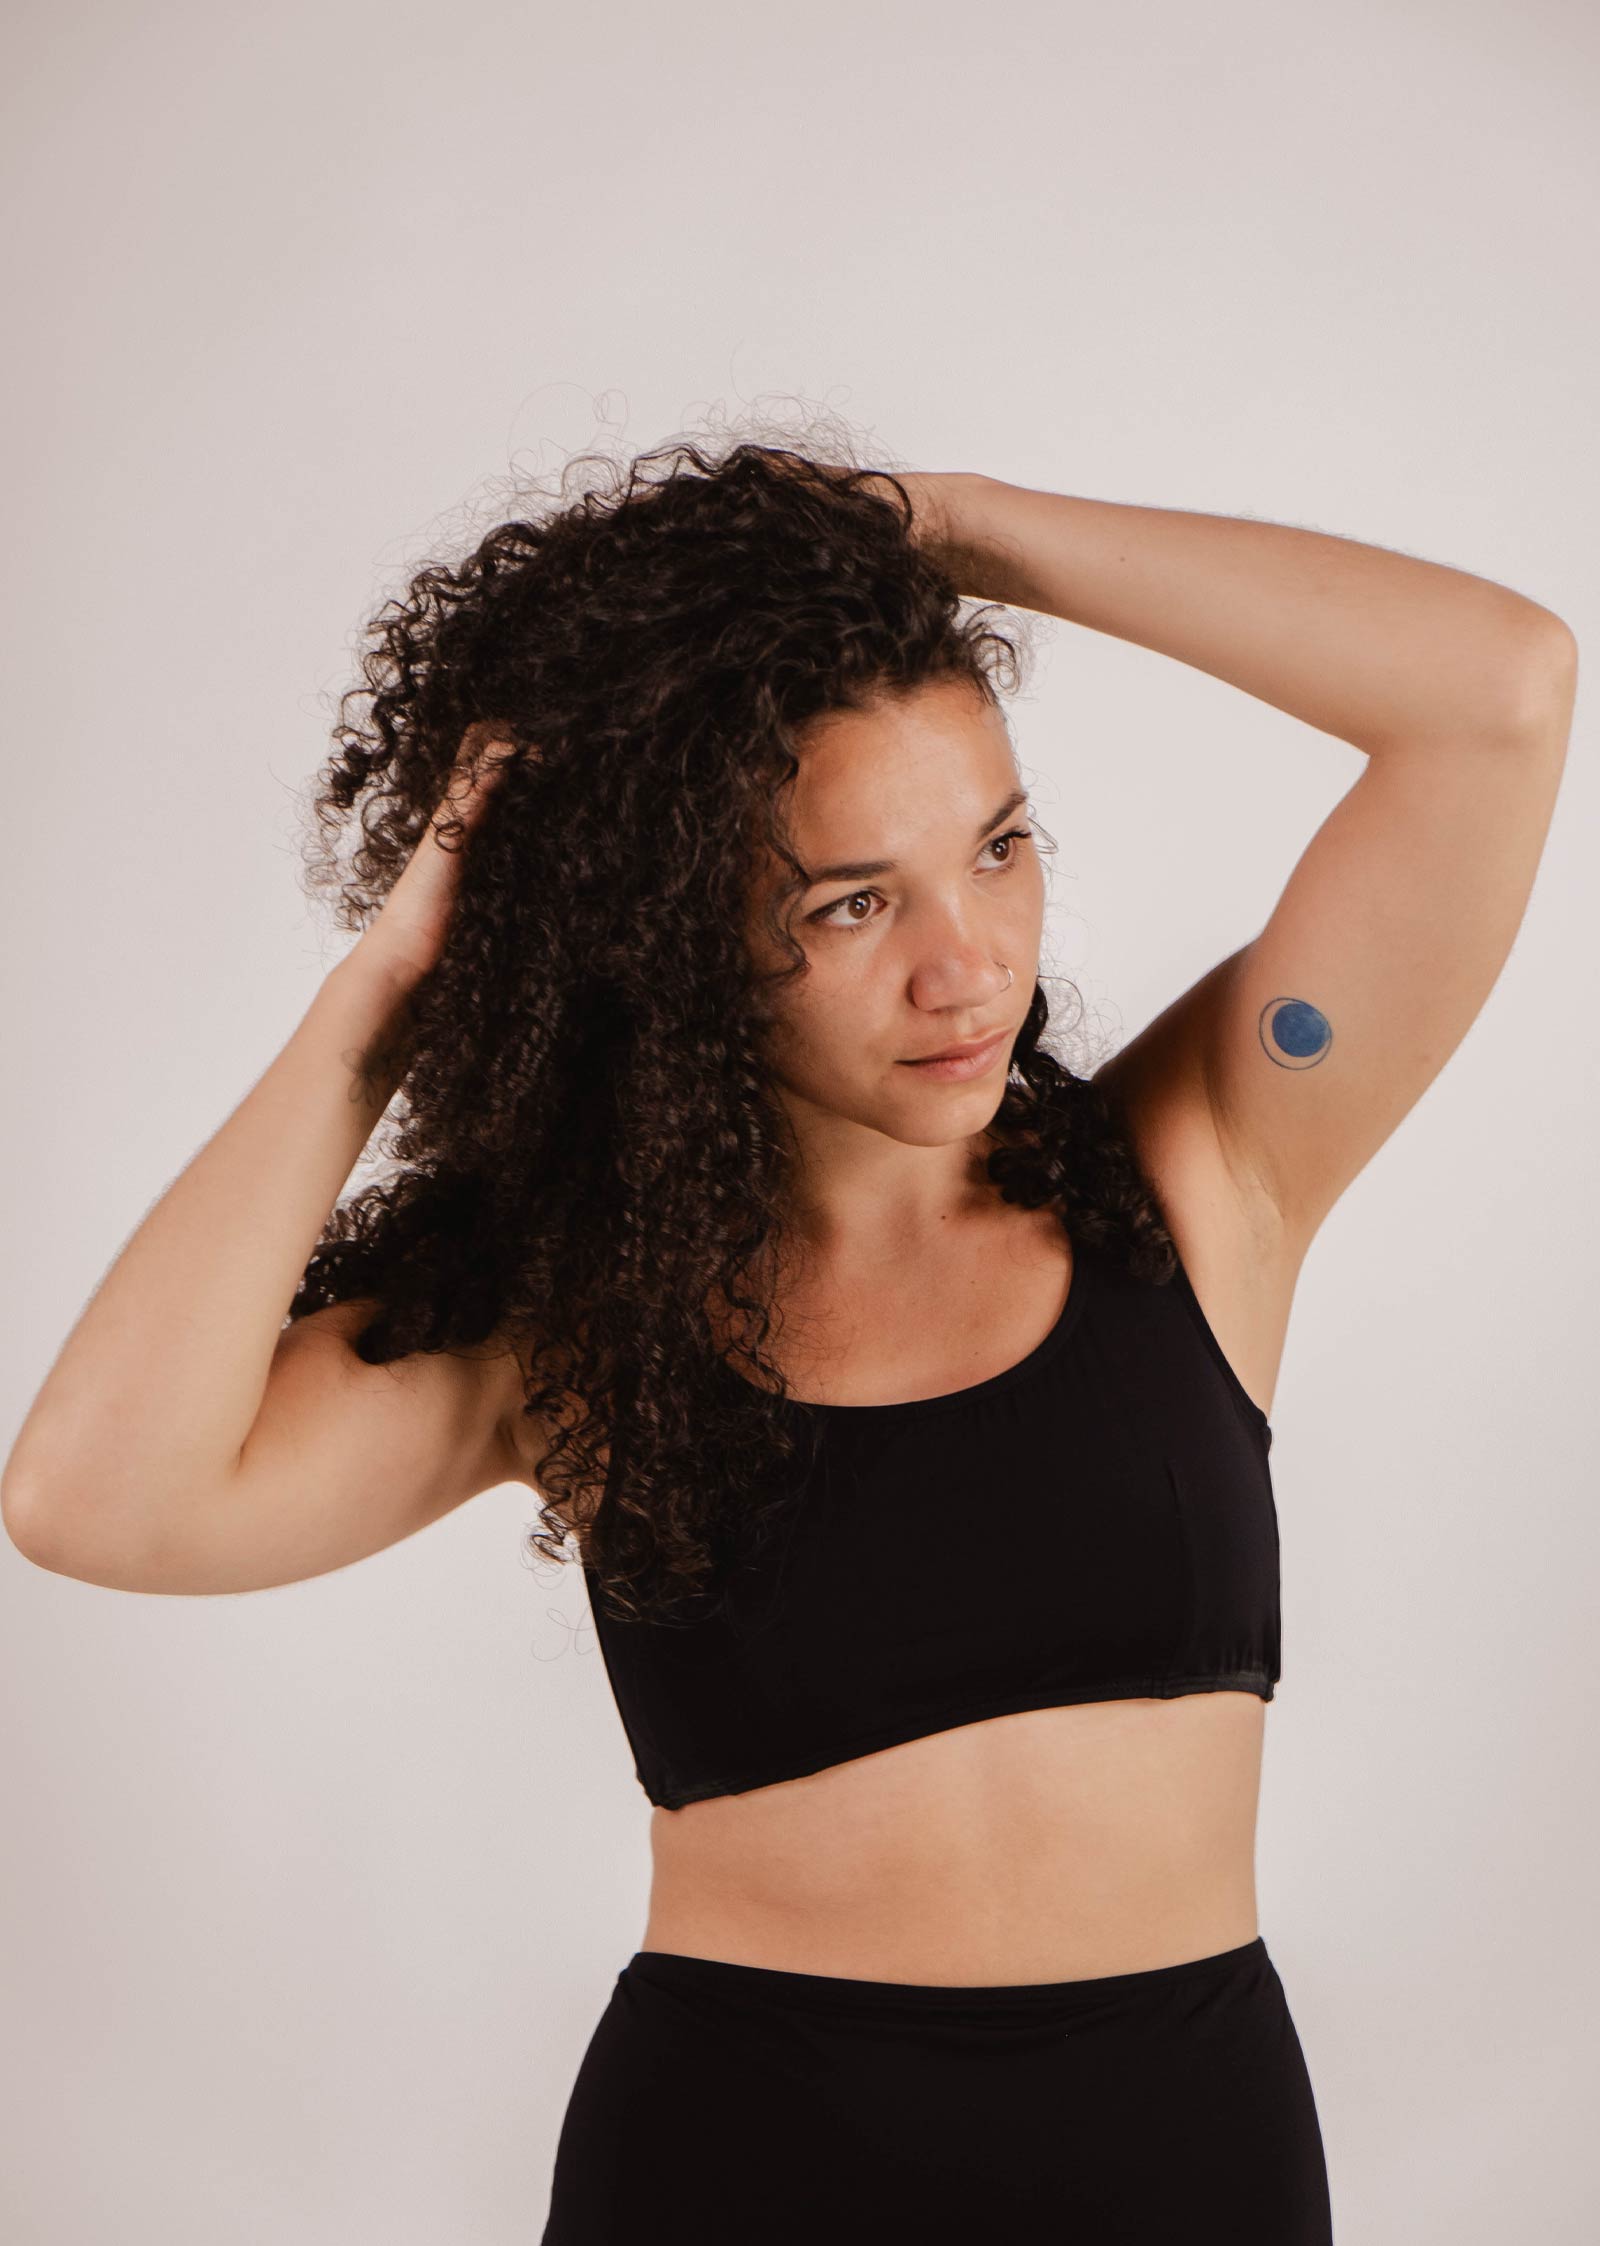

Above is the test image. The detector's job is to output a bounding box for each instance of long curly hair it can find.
[290,405,1176,1625]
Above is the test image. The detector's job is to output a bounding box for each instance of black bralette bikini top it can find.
[582,1231,1280,1811]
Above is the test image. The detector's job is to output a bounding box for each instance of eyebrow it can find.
[800,787,1030,890]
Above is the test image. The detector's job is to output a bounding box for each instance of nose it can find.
[905,938,1014,1017]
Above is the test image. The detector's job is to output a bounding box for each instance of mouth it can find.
[897,1025,1014,1077]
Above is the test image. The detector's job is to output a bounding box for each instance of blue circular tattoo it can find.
[1259,996,1332,1070]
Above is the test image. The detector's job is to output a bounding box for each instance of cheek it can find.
[774,990,850,1075]
[766,970,879,1086]
[1012,850,1047,917]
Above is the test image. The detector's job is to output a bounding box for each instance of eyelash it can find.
[807,826,1035,932]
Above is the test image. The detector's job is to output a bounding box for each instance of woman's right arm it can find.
[0,739,543,1594]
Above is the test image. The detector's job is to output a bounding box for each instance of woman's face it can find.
[746,679,1045,1151]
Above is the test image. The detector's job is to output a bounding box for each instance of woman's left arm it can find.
[912,472,1579,1256]
[914,472,1572,752]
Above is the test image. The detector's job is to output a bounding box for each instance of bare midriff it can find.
[639,1687,1265,1986]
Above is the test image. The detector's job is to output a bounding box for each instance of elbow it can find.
[1,1469,183,1592]
[2,1426,94,1573]
[1,1465,55,1567]
[1483,609,1578,750]
[1516,606,1578,695]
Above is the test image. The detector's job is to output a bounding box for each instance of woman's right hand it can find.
[352,724,519,994]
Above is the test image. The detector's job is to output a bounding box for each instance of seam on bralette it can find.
[1166,1255,1274,1451]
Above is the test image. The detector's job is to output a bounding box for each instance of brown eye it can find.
[808,888,881,930]
[807,827,1035,933]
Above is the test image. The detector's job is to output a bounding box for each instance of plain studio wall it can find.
[1,1,1595,2239]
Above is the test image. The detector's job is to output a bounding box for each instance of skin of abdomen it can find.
[640,1687,1265,1985]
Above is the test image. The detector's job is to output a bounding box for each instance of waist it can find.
[640,1690,1266,1984]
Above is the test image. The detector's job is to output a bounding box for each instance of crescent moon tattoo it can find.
[1259,996,1332,1070]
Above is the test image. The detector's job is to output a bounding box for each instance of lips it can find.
[901,1027,1011,1065]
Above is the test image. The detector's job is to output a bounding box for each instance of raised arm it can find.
[919,474,1577,1255]
[1,738,538,1594]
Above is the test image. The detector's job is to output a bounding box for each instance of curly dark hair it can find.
[290,405,1176,1625]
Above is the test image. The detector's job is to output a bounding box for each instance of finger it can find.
[438,730,517,823]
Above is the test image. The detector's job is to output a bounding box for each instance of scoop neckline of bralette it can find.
[717,1232,1093,1418]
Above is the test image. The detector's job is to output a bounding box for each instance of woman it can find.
[3,422,1575,2240]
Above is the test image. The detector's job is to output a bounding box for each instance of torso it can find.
[540,1060,1307,1985]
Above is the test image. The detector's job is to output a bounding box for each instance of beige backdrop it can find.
[2,1,1595,2239]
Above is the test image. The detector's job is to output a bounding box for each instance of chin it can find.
[881,1083,1010,1147]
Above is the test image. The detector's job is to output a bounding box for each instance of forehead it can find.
[786,681,1016,842]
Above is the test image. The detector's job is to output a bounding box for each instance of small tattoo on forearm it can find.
[1259,996,1331,1070]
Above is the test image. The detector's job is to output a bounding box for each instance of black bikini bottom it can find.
[540,1933,1333,2243]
